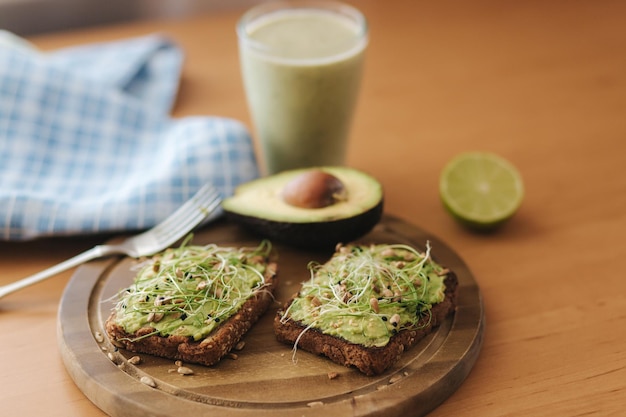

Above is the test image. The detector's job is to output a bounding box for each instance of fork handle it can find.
[0,245,110,299]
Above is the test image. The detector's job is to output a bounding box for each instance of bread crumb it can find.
[327,372,339,380]
[307,401,324,408]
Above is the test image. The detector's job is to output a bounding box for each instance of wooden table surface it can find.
[2,1,625,416]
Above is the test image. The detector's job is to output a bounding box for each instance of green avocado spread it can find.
[280,243,448,348]
[112,239,272,341]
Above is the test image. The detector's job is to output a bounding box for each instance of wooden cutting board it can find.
[58,216,484,417]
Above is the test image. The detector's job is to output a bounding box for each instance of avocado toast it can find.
[105,239,277,366]
[274,243,457,376]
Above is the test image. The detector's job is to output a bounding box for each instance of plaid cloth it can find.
[0,31,259,240]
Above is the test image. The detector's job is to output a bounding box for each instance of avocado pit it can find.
[281,170,347,209]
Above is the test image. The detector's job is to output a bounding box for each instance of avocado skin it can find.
[224,199,384,250]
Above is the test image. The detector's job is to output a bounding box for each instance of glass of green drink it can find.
[237,0,368,175]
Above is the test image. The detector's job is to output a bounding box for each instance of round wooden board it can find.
[58,216,484,417]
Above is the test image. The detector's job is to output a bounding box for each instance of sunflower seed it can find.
[177,366,194,375]
[140,376,157,388]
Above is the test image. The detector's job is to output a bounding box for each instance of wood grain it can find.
[2,1,625,416]
[58,217,483,417]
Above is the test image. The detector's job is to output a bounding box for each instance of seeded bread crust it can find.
[105,263,277,366]
[274,272,458,376]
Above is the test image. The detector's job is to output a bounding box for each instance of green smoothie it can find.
[238,2,368,174]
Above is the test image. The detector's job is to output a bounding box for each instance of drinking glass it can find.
[237,0,368,175]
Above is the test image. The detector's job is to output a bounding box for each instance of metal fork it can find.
[0,184,222,300]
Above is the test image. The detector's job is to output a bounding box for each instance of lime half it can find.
[440,152,524,230]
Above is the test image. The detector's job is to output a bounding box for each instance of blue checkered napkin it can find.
[0,31,259,240]
[46,34,183,113]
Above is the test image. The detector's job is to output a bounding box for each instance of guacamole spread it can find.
[280,243,447,348]
[112,239,272,341]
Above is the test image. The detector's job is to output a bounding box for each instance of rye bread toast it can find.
[105,241,277,366]
[273,243,458,376]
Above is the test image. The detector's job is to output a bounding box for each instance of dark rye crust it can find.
[274,272,458,376]
[105,263,277,366]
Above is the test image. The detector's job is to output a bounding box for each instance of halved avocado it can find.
[222,166,384,249]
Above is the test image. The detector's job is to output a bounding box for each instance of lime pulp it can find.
[439,152,524,230]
